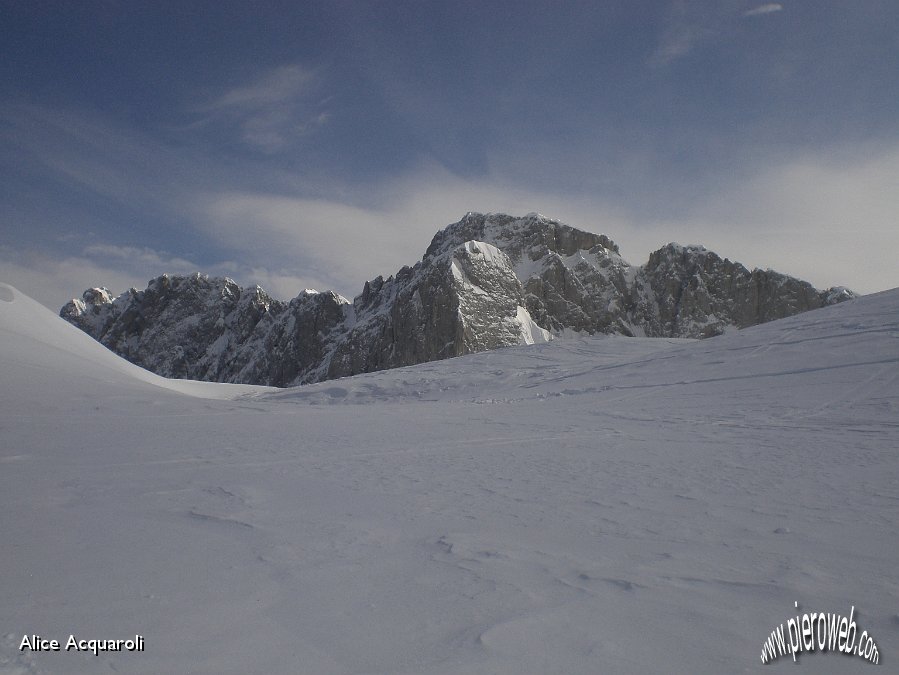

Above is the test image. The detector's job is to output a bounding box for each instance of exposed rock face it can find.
[61,212,853,386]
[61,274,290,381]
[328,239,548,380]
[631,243,846,338]
[227,289,351,386]
[426,212,632,336]
[61,237,549,386]
[422,212,853,339]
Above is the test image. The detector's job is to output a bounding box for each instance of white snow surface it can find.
[515,305,551,346]
[1,280,898,673]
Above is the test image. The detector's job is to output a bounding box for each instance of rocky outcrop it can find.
[423,212,852,339]
[61,212,853,386]
[426,212,633,336]
[61,237,549,386]
[61,274,288,381]
[632,243,851,338]
[327,239,549,380]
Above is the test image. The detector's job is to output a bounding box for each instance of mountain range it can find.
[60,212,853,386]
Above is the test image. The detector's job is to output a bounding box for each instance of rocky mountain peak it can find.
[425,212,620,263]
[61,213,854,386]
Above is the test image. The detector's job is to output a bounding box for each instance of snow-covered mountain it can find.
[61,213,852,386]
[3,281,897,674]
[426,212,853,337]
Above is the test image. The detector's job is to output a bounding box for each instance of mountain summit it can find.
[61,213,853,386]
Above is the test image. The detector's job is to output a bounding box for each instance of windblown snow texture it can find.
[3,281,897,674]
[61,213,852,386]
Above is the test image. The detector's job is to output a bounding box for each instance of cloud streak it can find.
[194,166,636,300]
[81,244,198,273]
[193,64,329,153]
[743,4,783,17]
[0,241,339,312]
[629,144,899,295]
[204,65,314,109]
[2,100,897,313]
[651,3,785,66]
[648,1,725,67]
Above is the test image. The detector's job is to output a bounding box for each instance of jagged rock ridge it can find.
[61,212,853,386]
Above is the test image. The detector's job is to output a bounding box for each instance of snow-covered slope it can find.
[60,213,851,387]
[2,283,897,674]
[0,282,273,406]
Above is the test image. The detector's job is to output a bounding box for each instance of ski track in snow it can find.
[0,281,897,673]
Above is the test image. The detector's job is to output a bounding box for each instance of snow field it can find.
[1,282,897,673]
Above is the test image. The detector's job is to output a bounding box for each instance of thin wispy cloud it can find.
[204,65,314,109]
[648,2,720,67]
[5,139,898,310]
[651,2,785,66]
[4,101,897,307]
[650,25,703,66]
[0,242,319,310]
[743,4,783,17]
[194,64,329,153]
[195,141,899,300]
[0,243,197,309]
[3,8,898,314]
[82,244,197,273]
[635,143,899,295]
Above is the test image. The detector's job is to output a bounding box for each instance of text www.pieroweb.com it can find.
[760,604,879,664]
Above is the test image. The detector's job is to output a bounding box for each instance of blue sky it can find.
[2,1,898,308]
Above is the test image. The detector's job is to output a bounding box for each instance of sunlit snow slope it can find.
[0,282,274,405]
[1,280,897,674]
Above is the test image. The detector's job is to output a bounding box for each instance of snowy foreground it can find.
[1,281,897,674]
